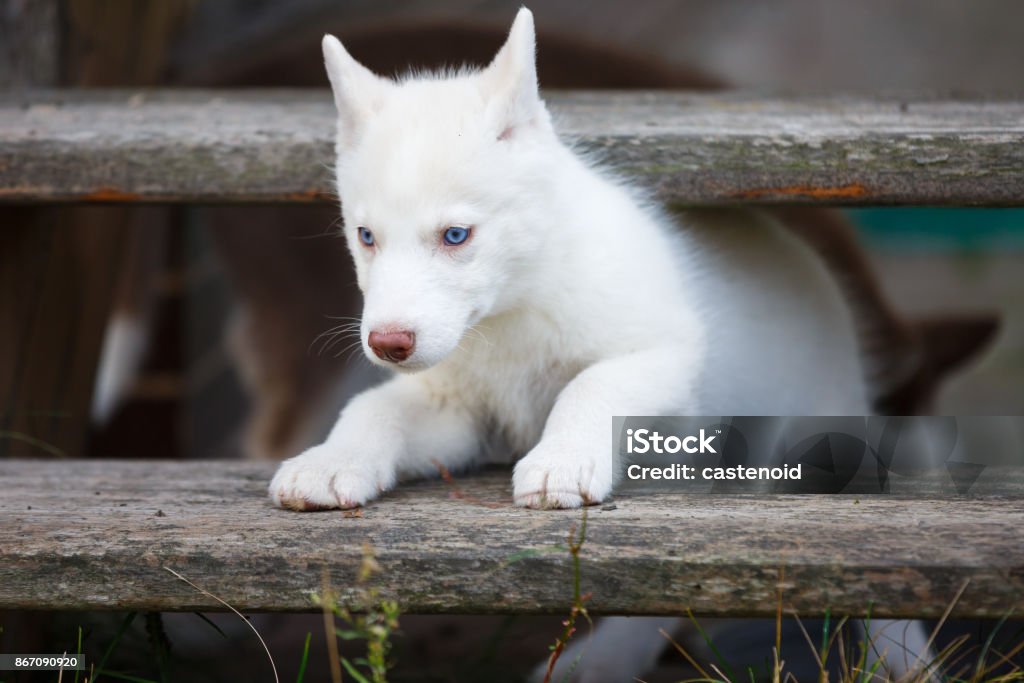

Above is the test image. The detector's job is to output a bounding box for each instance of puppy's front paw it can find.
[513,443,612,509]
[269,445,391,511]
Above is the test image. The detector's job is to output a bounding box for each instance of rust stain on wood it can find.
[733,183,869,200]
[281,189,333,201]
[83,187,142,201]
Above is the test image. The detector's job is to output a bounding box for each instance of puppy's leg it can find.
[532,616,684,683]
[269,375,479,510]
[864,618,938,681]
[514,346,697,508]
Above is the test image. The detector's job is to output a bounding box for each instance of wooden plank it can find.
[1,90,1023,206]
[1,459,1022,618]
[63,0,193,87]
[0,0,59,87]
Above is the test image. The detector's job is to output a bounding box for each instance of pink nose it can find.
[368,329,416,362]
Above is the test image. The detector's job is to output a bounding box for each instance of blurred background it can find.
[2,1,1023,681]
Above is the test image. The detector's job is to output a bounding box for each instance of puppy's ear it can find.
[480,7,546,139]
[322,34,389,148]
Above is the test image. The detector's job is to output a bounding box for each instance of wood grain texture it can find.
[0,216,127,458]
[1,460,1022,617]
[0,0,58,88]
[1,90,1023,205]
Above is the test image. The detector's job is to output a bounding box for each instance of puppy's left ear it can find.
[481,7,546,139]
[322,34,390,149]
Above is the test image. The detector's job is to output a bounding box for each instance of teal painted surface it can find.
[848,208,1024,251]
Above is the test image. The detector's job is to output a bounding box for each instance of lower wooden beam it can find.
[0,460,1021,617]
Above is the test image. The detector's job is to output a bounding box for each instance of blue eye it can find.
[443,226,470,246]
[357,227,374,246]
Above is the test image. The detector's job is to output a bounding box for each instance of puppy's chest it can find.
[451,334,584,454]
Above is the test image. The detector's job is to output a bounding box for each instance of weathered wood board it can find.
[1,90,1023,205]
[1,459,1022,618]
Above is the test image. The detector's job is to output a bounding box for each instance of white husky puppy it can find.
[269,8,928,681]
[269,8,866,511]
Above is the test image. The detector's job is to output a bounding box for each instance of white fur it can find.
[91,313,147,424]
[266,8,935,681]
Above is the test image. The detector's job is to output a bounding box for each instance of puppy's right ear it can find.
[322,35,389,147]
[480,8,545,140]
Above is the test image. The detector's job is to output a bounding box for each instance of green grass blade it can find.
[0,431,66,458]
[866,656,885,680]
[74,625,83,683]
[335,628,364,640]
[975,613,1014,680]
[191,613,228,640]
[686,609,737,683]
[340,657,373,683]
[819,609,831,665]
[857,605,873,683]
[501,546,569,565]
[91,612,137,683]
[295,632,312,683]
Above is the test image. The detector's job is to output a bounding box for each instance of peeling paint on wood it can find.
[1,90,1023,206]
[1,460,1022,617]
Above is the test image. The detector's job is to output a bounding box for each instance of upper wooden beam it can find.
[1,459,1022,617]
[1,90,1023,206]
